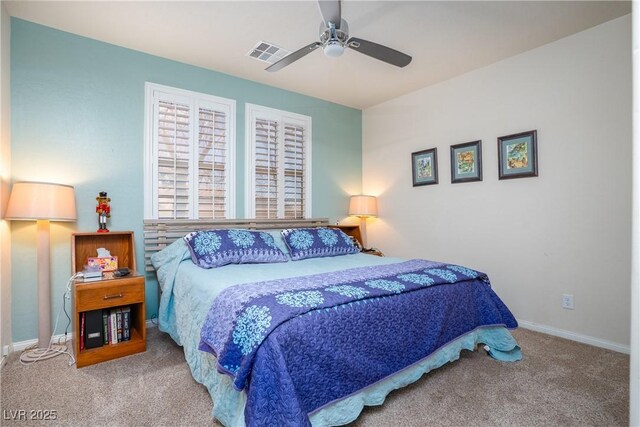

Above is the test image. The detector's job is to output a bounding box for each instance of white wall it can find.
[363,16,632,349]
[0,3,11,358]
[630,2,638,424]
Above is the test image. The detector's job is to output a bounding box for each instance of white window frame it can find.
[144,82,236,219]
[245,103,312,219]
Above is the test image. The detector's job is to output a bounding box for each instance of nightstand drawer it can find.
[76,278,144,311]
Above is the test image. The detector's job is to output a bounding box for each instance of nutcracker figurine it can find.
[96,191,111,233]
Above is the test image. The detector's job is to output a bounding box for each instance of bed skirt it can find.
[192,325,520,426]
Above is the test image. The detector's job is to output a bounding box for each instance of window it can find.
[245,103,312,219]
[144,83,235,219]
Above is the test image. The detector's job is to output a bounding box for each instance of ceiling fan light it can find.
[323,41,344,58]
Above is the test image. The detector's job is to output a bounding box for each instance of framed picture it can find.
[498,130,538,179]
[450,140,482,183]
[411,148,438,186]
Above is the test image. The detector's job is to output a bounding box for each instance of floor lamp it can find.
[5,181,77,362]
[348,195,378,248]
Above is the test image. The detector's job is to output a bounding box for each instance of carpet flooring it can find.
[0,327,629,426]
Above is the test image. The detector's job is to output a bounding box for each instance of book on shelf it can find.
[116,308,123,342]
[122,306,131,341]
[107,306,132,344]
[102,311,109,345]
[80,312,85,351]
[82,306,133,350]
[109,310,118,344]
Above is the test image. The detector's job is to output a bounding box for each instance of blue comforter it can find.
[198,259,517,426]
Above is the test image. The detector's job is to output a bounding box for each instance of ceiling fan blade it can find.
[347,37,412,68]
[318,0,341,29]
[266,42,322,72]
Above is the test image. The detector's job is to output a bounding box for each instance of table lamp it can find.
[348,195,378,247]
[5,181,77,362]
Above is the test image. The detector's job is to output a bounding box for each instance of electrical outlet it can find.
[562,294,574,310]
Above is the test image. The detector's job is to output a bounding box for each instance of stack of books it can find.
[79,306,132,350]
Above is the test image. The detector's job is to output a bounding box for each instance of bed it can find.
[147,219,520,426]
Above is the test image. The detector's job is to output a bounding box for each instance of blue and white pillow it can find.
[263,230,291,257]
[184,229,288,269]
[281,227,359,261]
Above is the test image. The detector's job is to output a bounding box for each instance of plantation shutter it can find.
[245,103,311,219]
[156,100,191,219]
[283,124,305,219]
[197,107,228,219]
[254,118,279,219]
[146,83,235,220]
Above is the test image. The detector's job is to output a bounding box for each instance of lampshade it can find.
[5,181,77,221]
[349,195,378,217]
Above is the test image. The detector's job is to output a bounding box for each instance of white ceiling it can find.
[4,1,631,109]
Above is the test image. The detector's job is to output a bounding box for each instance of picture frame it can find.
[498,130,538,179]
[411,148,438,186]
[450,140,482,183]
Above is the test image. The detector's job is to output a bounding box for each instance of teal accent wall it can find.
[10,18,362,341]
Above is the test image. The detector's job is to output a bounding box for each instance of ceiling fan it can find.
[266,0,412,72]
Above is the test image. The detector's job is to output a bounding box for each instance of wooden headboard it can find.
[143,218,330,271]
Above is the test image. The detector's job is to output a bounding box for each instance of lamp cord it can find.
[62,284,71,337]
[19,273,81,366]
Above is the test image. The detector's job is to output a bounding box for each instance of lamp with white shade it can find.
[348,195,377,248]
[5,181,77,362]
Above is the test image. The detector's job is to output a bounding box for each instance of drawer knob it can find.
[103,293,124,300]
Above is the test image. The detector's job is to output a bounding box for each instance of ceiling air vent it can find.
[247,41,291,64]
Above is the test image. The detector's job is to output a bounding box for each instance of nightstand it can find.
[331,225,384,256]
[71,231,146,367]
[362,248,384,257]
[331,225,363,247]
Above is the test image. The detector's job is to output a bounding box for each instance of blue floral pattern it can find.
[232,305,272,355]
[365,279,405,293]
[228,229,255,248]
[223,364,240,374]
[326,285,369,298]
[282,228,359,260]
[447,265,478,279]
[425,268,458,283]
[317,228,339,246]
[276,291,324,308]
[259,232,277,249]
[192,232,222,255]
[397,273,435,286]
[201,259,515,406]
[340,231,353,246]
[184,229,288,268]
[288,230,315,250]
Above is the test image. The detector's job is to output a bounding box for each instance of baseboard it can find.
[517,319,630,354]
[146,319,158,329]
[9,321,158,354]
[10,333,73,353]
